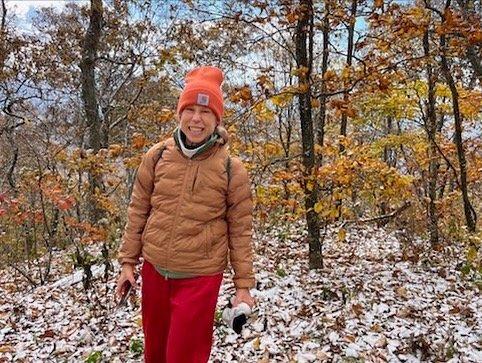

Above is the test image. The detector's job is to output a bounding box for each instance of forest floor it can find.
[0,221,481,362]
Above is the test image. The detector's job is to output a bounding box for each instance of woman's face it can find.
[179,104,218,145]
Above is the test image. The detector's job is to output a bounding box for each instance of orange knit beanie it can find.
[177,66,224,124]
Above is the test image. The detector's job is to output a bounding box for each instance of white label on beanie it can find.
[197,93,209,106]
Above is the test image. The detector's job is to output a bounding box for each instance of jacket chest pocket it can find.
[190,165,227,197]
[190,164,201,193]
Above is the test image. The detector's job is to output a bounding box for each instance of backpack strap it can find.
[152,143,167,171]
[128,143,167,198]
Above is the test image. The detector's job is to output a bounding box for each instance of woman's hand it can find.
[232,288,255,308]
[115,263,137,300]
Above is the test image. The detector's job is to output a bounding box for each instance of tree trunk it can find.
[0,0,6,71]
[80,0,105,223]
[455,0,482,83]
[466,46,482,84]
[439,8,477,232]
[339,0,357,150]
[316,0,330,165]
[336,0,357,219]
[5,124,18,194]
[295,0,322,269]
[383,116,395,168]
[423,29,440,246]
[379,116,394,223]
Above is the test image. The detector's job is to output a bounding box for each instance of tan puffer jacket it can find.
[118,129,255,289]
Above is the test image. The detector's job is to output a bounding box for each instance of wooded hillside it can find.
[0,0,480,361]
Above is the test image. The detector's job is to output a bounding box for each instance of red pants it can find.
[141,260,223,363]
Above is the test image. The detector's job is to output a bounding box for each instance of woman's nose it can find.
[192,110,202,122]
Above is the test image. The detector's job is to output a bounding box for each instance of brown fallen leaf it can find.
[351,303,364,317]
[39,329,56,339]
[316,350,331,361]
[450,304,473,318]
[397,306,416,318]
[371,323,383,332]
[135,315,142,327]
[343,334,356,343]
[0,345,14,353]
[257,350,270,363]
[375,335,387,348]
[252,337,261,350]
[450,305,461,314]
[396,286,408,299]
[437,268,447,278]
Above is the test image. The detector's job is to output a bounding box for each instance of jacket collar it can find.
[173,126,229,159]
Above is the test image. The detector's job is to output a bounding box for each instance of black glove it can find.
[222,298,252,334]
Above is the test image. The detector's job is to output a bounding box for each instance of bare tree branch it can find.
[341,201,411,226]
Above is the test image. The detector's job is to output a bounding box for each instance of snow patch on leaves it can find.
[1,222,481,362]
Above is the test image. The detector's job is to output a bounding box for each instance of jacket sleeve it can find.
[226,157,255,289]
[118,143,161,265]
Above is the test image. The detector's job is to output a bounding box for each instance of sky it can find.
[5,0,88,23]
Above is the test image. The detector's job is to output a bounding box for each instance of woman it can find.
[115,66,255,363]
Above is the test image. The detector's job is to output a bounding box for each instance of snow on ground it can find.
[0,222,481,362]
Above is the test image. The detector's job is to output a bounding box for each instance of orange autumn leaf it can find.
[108,144,123,158]
[468,29,482,44]
[132,133,147,149]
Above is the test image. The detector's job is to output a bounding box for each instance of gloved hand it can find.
[222,297,252,334]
